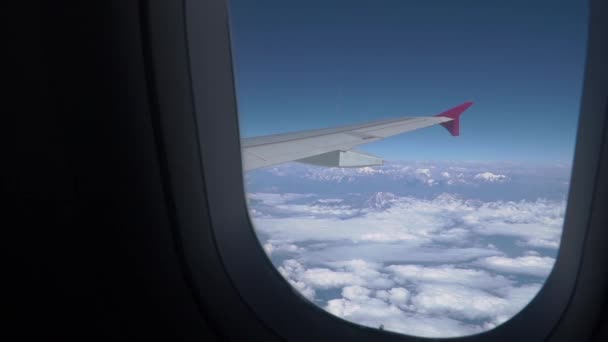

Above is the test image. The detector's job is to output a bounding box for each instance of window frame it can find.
[142,0,608,340]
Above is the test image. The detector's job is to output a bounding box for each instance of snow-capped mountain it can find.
[365,192,398,210]
[245,161,571,202]
[474,172,508,182]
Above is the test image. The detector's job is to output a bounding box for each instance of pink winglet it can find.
[434,101,473,136]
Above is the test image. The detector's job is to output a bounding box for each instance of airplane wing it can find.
[241,102,473,171]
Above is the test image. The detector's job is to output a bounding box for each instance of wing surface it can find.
[241,102,472,171]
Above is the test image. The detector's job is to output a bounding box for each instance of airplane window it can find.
[229,0,588,338]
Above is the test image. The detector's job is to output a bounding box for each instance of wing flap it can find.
[244,132,381,170]
[296,150,383,168]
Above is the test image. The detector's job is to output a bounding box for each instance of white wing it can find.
[241,102,472,171]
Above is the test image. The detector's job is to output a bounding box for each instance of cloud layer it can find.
[250,192,565,254]
[245,162,567,337]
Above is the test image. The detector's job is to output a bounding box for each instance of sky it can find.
[228,0,589,162]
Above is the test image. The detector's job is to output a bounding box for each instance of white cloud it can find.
[279,259,359,290]
[278,259,394,291]
[251,193,565,252]
[472,221,562,249]
[365,192,398,210]
[263,243,273,254]
[263,241,305,256]
[275,255,544,338]
[376,287,410,308]
[415,168,432,177]
[326,285,482,338]
[326,288,401,321]
[410,282,542,325]
[357,167,383,175]
[342,285,373,301]
[302,244,501,264]
[315,198,344,204]
[411,283,507,320]
[301,268,364,289]
[277,259,316,300]
[247,192,315,206]
[463,199,565,249]
[489,284,543,326]
[326,259,395,289]
[258,161,522,187]
[474,172,507,182]
[388,264,512,289]
[289,279,316,301]
[245,177,565,338]
[358,232,421,242]
[473,255,556,277]
[250,195,456,245]
[523,237,561,249]
[412,284,540,327]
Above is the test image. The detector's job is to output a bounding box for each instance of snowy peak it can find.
[365,192,398,210]
[474,172,507,183]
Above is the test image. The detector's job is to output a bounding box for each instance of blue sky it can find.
[228,0,588,162]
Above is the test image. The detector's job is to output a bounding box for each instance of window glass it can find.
[229,0,588,337]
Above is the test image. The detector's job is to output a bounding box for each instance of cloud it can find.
[277,259,316,300]
[249,195,455,245]
[522,237,561,249]
[415,168,432,177]
[302,244,501,264]
[410,282,541,324]
[473,255,556,277]
[247,192,316,206]
[474,172,507,182]
[244,166,566,338]
[411,283,507,320]
[365,192,398,210]
[462,199,565,249]
[375,287,410,308]
[388,264,512,289]
[276,255,544,338]
[472,221,562,249]
[326,259,395,288]
[301,268,364,289]
[325,286,481,337]
[263,241,305,256]
[326,285,483,338]
[289,280,316,301]
[249,193,360,218]
[487,284,543,327]
[250,192,565,251]
[253,161,523,188]
[278,259,394,291]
